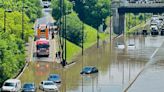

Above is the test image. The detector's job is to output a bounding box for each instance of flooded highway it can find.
[125,36,164,92]
[19,35,164,92]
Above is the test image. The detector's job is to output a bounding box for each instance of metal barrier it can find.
[120,3,164,8]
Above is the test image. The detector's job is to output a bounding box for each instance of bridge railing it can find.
[120,3,164,8]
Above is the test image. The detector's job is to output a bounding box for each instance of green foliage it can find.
[65,12,83,46]
[0,9,33,41]
[66,40,81,61]
[125,13,151,31]
[51,0,73,20]
[0,33,25,85]
[84,24,109,48]
[66,24,109,62]
[0,0,42,85]
[74,0,111,29]
[0,0,42,22]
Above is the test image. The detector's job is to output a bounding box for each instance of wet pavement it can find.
[19,35,164,92]
[19,4,164,92]
[125,36,164,92]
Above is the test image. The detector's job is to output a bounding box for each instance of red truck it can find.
[36,38,49,57]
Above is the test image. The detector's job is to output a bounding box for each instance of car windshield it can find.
[83,67,92,71]
[44,82,54,85]
[50,75,59,78]
[4,82,15,87]
[37,44,49,49]
[23,84,34,88]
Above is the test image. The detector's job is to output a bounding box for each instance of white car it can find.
[42,1,51,8]
[39,81,58,92]
[1,79,21,92]
[150,25,158,30]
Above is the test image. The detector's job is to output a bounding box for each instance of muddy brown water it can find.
[19,35,164,92]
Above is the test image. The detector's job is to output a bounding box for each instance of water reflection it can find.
[19,35,164,92]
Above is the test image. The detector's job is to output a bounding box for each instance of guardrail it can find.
[120,3,164,8]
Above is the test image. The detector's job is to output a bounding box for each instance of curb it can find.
[14,37,34,79]
[15,62,29,79]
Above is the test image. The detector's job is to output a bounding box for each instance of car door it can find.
[92,67,96,73]
[93,67,98,73]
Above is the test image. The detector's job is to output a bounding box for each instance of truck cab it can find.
[37,24,49,40]
[36,38,49,57]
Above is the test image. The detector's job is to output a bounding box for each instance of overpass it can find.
[112,2,164,35]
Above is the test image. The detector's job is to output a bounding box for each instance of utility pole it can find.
[4,10,6,32]
[4,9,12,33]
[22,0,24,40]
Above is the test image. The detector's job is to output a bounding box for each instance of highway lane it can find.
[125,36,164,92]
[19,35,164,92]
[19,3,164,92]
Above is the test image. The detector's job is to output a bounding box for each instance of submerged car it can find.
[22,83,37,92]
[80,66,98,74]
[48,74,61,83]
[39,81,58,92]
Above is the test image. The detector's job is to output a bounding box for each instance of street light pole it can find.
[81,1,85,92]
[22,0,24,40]
[4,10,6,32]
[3,9,12,33]
[64,9,67,65]
[110,1,112,43]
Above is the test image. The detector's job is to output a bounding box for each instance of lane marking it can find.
[150,47,159,59]
[124,39,164,92]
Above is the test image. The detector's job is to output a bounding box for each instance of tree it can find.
[0,33,25,86]
[0,0,42,85]
[64,12,83,46]
[74,0,110,29]
[51,0,73,20]
[0,0,42,22]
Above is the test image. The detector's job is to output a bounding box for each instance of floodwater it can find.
[19,35,164,92]
[126,36,164,92]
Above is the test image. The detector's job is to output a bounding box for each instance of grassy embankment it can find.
[66,24,109,63]
[126,22,148,34]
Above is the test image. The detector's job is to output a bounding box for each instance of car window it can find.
[44,82,54,85]
[50,75,59,78]
[83,67,92,71]
[23,84,34,88]
[4,82,15,87]
[93,67,97,71]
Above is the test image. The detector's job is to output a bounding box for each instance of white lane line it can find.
[124,40,164,92]
[150,47,159,59]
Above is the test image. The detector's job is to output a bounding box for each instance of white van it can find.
[1,79,21,92]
